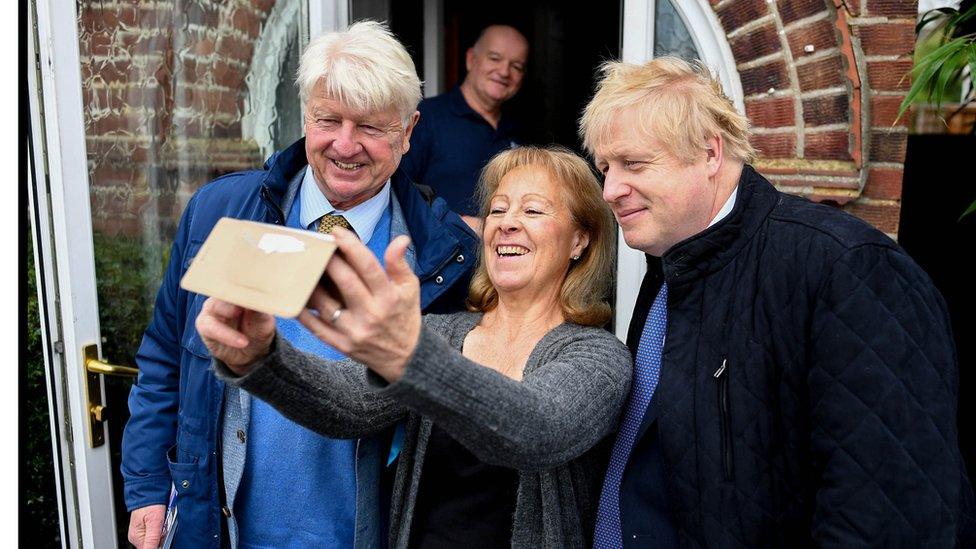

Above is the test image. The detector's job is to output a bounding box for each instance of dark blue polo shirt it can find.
[400,86,521,216]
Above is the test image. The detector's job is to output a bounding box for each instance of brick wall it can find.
[79,0,277,236]
[78,0,917,237]
[714,0,916,236]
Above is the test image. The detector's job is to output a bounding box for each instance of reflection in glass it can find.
[77,0,303,363]
[654,0,701,61]
[272,34,303,151]
[74,1,304,543]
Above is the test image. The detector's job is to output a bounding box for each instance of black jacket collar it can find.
[661,165,779,287]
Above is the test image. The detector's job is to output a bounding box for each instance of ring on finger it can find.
[329,307,344,324]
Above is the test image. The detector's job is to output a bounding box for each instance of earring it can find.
[571,255,580,261]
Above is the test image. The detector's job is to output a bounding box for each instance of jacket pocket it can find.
[166,444,211,547]
[167,443,200,487]
[180,241,211,362]
[714,358,734,481]
[177,328,212,438]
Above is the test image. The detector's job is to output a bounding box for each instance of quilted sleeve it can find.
[808,243,965,546]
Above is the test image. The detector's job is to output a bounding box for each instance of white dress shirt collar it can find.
[707,186,738,229]
[299,166,391,243]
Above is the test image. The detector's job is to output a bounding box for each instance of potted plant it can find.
[898,0,975,217]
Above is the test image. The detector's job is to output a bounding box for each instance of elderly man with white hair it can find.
[121,21,478,549]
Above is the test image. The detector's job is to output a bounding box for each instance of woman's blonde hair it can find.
[579,57,756,164]
[467,146,616,327]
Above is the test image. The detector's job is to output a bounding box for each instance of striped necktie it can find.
[593,282,668,548]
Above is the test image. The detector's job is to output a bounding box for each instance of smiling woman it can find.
[197,145,629,548]
[469,145,616,326]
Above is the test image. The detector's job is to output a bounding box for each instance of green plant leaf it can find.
[898,40,964,121]
[968,45,976,99]
[955,4,976,27]
[899,54,943,111]
[932,42,968,108]
[960,199,976,221]
[917,7,958,34]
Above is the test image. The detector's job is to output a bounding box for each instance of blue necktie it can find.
[593,283,668,548]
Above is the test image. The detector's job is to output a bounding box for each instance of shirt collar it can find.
[450,85,514,132]
[707,186,738,229]
[299,166,391,243]
[448,85,478,118]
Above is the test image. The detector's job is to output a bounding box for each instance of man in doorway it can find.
[580,57,975,547]
[400,24,529,232]
[121,21,477,548]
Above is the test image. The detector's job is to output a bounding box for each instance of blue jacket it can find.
[121,139,478,548]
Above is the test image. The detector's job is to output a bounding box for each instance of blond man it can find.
[581,57,973,547]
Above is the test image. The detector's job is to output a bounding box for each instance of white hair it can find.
[296,20,422,123]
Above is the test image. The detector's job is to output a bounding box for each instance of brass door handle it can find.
[85,357,138,377]
[82,343,138,447]
[90,404,106,422]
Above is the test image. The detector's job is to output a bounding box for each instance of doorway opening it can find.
[385,0,622,153]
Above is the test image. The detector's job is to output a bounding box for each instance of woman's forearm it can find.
[376,325,632,471]
[213,333,407,438]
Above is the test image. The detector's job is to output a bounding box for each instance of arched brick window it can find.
[613,0,915,337]
[625,0,746,110]
[624,0,914,236]
[714,0,914,236]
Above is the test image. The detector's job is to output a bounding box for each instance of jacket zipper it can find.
[260,186,285,224]
[714,358,734,481]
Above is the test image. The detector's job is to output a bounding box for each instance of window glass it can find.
[74,1,304,542]
[654,0,701,60]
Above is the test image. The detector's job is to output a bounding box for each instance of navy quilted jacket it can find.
[625,166,974,547]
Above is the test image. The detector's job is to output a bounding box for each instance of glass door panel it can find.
[74,0,305,544]
[654,0,701,60]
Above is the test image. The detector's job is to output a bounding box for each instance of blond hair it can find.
[297,20,422,123]
[467,146,615,327]
[580,57,756,164]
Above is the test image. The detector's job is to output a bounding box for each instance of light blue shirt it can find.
[300,166,391,243]
[234,170,393,548]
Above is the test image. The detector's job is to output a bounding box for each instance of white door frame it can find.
[309,1,444,97]
[423,0,444,97]
[28,0,118,546]
[305,0,348,130]
[615,0,742,340]
[308,0,350,37]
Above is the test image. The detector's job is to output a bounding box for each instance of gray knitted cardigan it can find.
[214,311,632,548]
